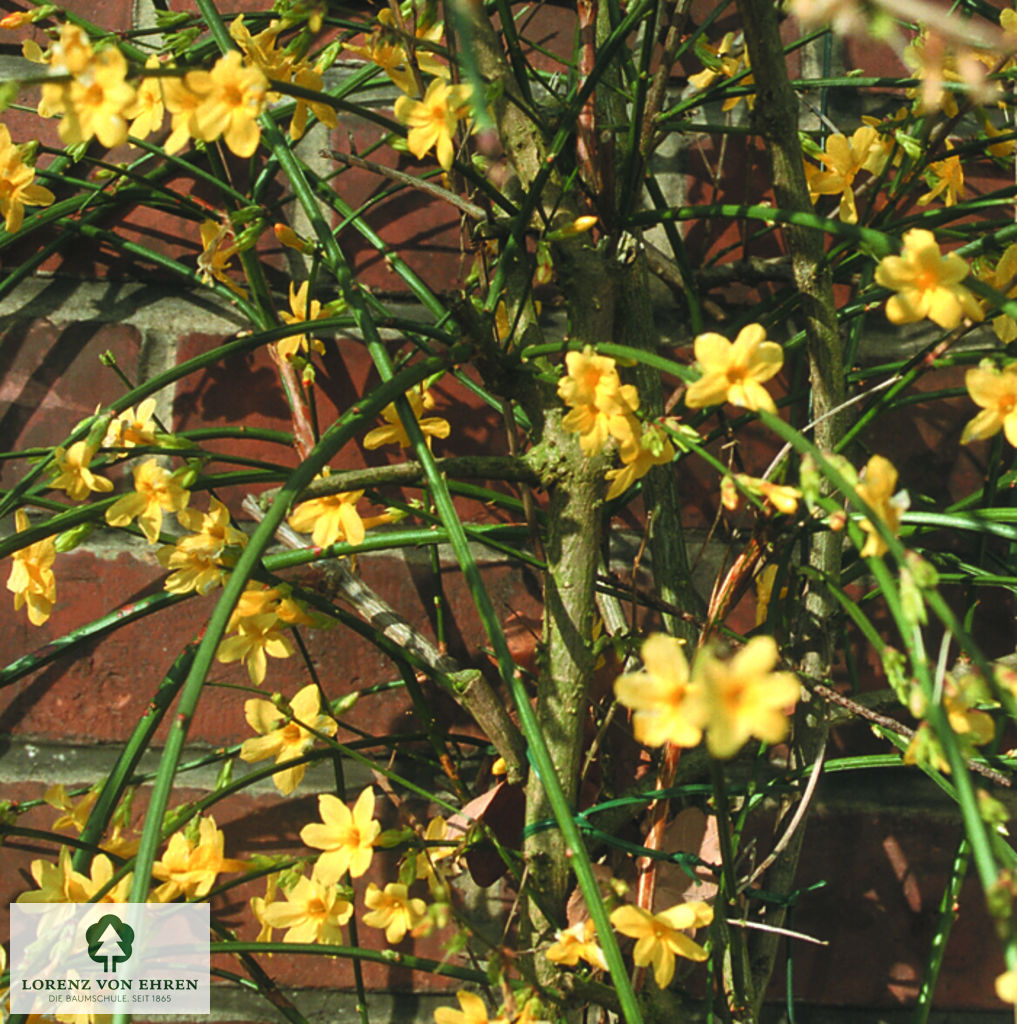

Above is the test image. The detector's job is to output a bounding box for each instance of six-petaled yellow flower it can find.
[393,77,472,171]
[557,347,640,457]
[345,9,447,97]
[300,787,381,884]
[259,871,353,943]
[854,454,908,559]
[277,280,331,360]
[104,458,190,544]
[240,684,337,795]
[104,398,159,448]
[362,881,427,943]
[605,422,675,501]
[151,816,246,902]
[918,142,965,208]
[49,441,113,501]
[961,362,1017,447]
[695,636,801,759]
[609,901,713,990]
[7,508,57,625]
[62,46,136,148]
[197,218,248,298]
[124,55,166,140]
[687,32,753,110]
[216,611,295,686]
[363,385,451,450]
[545,919,608,971]
[186,50,267,157]
[288,488,368,548]
[684,323,784,414]
[874,228,983,329]
[614,634,703,749]
[804,125,886,223]
[158,497,247,594]
[0,123,55,233]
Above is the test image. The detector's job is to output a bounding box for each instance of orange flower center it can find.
[224,83,245,109]
[281,722,303,744]
[84,82,105,109]
[914,268,939,291]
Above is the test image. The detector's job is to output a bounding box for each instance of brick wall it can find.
[0,1,1014,1021]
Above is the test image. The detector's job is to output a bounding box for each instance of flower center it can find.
[914,269,939,291]
[224,84,246,109]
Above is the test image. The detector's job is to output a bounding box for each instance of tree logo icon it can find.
[85,914,135,973]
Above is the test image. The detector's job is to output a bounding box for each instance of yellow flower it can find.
[175,496,249,558]
[754,563,784,627]
[687,32,753,111]
[67,853,132,903]
[229,16,290,82]
[363,385,451,450]
[977,244,1017,344]
[362,881,427,943]
[157,543,224,595]
[104,398,158,448]
[684,323,784,414]
[46,784,97,831]
[614,634,703,749]
[345,9,447,97]
[186,50,267,157]
[17,846,75,902]
[605,422,675,500]
[722,474,801,515]
[696,637,801,759]
[196,218,248,299]
[393,77,472,171]
[61,46,136,148]
[961,362,1017,446]
[413,815,457,897]
[216,612,295,686]
[874,228,983,329]
[277,280,330,360]
[227,583,313,631]
[288,489,367,548]
[996,968,1017,1004]
[259,872,353,943]
[229,15,337,141]
[300,787,381,884]
[240,684,337,795]
[250,874,278,943]
[157,497,247,594]
[162,74,203,155]
[104,458,190,544]
[434,991,507,1024]
[7,508,57,625]
[545,919,608,971]
[151,815,246,902]
[49,441,113,501]
[803,125,886,223]
[854,454,908,559]
[557,347,641,457]
[917,143,965,208]
[124,55,165,139]
[609,901,713,990]
[0,123,54,233]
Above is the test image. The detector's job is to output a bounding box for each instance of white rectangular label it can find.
[10,903,209,1015]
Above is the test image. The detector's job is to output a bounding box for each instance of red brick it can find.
[0,318,144,490]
